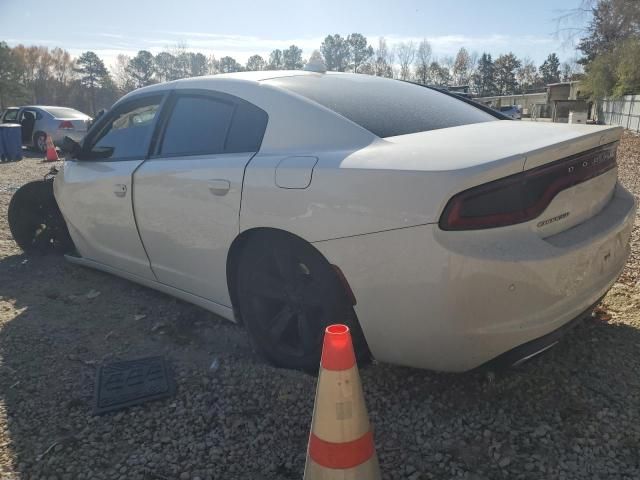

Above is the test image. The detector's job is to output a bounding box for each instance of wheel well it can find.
[8,179,75,255]
[226,227,356,325]
[33,130,46,146]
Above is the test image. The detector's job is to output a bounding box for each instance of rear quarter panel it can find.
[240,147,525,242]
[241,122,623,243]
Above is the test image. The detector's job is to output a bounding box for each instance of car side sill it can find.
[63,254,236,322]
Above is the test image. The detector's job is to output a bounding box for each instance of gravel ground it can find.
[1,134,640,480]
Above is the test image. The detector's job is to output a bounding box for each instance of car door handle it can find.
[208,179,231,196]
[113,184,127,197]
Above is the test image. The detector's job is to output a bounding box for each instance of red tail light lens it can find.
[439,143,618,231]
[59,120,74,129]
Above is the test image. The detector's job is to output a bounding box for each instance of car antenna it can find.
[304,50,327,73]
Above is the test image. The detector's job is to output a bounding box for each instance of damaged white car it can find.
[8,71,636,372]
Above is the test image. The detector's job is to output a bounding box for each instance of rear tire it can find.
[8,180,74,255]
[34,131,47,153]
[236,230,368,372]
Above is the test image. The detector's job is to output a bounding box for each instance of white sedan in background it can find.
[8,71,635,372]
[1,105,91,151]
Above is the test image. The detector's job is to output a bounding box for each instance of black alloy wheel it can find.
[236,231,364,372]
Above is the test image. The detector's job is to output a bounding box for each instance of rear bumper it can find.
[481,297,601,370]
[314,183,636,371]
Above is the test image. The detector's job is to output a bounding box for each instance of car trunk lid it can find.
[366,121,623,234]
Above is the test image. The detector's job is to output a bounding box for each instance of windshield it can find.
[266,74,496,138]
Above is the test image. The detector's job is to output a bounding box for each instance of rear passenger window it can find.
[160,96,235,156]
[225,103,268,153]
[158,93,268,157]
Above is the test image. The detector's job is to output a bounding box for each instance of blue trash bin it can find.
[0,126,5,162]
[0,124,23,161]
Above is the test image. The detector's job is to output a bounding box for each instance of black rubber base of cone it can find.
[94,356,175,415]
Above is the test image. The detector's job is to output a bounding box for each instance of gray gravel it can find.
[1,137,640,480]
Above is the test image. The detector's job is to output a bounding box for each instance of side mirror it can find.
[61,136,82,159]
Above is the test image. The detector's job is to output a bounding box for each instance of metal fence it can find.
[596,95,640,132]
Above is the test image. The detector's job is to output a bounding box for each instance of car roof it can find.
[7,105,85,112]
[14,105,52,110]
[214,70,319,82]
[134,71,378,93]
[120,70,316,98]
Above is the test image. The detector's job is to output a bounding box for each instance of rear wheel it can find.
[34,131,47,153]
[8,180,74,255]
[236,231,367,372]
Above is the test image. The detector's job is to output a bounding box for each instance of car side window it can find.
[159,96,235,156]
[225,101,268,153]
[22,110,38,121]
[3,109,19,122]
[86,96,162,160]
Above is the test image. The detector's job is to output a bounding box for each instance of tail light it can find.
[439,143,618,231]
[58,120,74,129]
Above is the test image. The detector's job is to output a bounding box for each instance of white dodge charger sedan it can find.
[8,70,636,372]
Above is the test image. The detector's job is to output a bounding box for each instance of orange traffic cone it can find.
[304,324,381,479]
[44,135,59,162]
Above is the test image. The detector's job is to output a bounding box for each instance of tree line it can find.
[0,0,636,115]
[0,39,577,115]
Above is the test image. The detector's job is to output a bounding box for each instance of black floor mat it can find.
[94,356,175,414]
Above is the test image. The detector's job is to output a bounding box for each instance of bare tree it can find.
[267,49,285,70]
[452,47,472,85]
[468,51,479,72]
[373,37,394,78]
[396,41,416,80]
[516,56,538,92]
[167,42,191,78]
[560,57,583,81]
[111,54,133,92]
[553,0,598,48]
[207,54,219,75]
[414,39,432,84]
[440,55,454,84]
[50,47,73,84]
[427,60,450,86]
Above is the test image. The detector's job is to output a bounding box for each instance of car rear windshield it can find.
[44,107,86,118]
[265,74,496,138]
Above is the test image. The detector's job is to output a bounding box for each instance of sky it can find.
[0,0,589,70]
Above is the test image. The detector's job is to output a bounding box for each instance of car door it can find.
[54,93,167,280]
[18,108,40,144]
[133,89,268,305]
